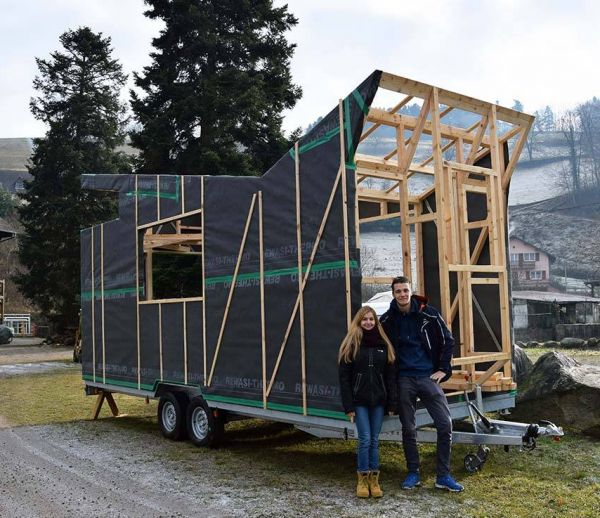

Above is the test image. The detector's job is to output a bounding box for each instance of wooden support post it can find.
[91,227,96,382]
[258,191,267,409]
[101,223,106,384]
[431,87,452,321]
[159,303,163,380]
[207,194,257,386]
[489,105,512,377]
[91,391,120,420]
[183,301,188,384]
[201,176,207,386]
[397,123,412,282]
[294,142,308,414]
[339,100,352,330]
[157,175,161,220]
[135,176,141,389]
[144,229,154,300]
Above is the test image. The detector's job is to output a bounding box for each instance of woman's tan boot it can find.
[368,471,383,498]
[356,472,370,498]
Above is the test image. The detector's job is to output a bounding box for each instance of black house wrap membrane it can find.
[80,71,382,419]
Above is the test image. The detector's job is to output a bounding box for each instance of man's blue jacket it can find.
[380,294,455,383]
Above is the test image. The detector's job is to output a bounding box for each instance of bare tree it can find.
[577,98,600,189]
[557,110,583,201]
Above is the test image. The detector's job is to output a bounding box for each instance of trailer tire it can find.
[158,392,187,441]
[186,397,224,448]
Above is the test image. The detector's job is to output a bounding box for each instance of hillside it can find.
[509,188,600,279]
[0,138,31,170]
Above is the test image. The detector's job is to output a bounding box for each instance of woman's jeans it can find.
[354,405,384,472]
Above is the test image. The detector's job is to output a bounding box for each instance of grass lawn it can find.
[0,369,598,517]
[524,347,600,366]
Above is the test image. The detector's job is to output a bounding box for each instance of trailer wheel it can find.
[186,397,224,448]
[464,453,481,474]
[158,392,187,441]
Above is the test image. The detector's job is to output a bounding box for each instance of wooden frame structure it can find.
[356,72,533,393]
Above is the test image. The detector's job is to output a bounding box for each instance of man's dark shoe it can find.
[401,472,421,490]
[435,474,464,492]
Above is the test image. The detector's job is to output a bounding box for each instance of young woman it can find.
[338,306,397,498]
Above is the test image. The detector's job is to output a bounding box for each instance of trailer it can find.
[80,70,563,469]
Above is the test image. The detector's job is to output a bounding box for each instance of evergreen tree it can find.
[130,0,302,176]
[17,27,129,329]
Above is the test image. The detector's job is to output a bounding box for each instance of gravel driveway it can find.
[0,418,465,518]
[0,339,465,517]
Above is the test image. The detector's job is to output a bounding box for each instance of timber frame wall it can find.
[356,73,534,393]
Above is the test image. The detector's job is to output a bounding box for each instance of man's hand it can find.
[430,370,446,383]
[346,411,355,423]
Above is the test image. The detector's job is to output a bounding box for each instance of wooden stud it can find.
[207,194,257,386]
[258,191,267,409]
[157,175,161,220]
[101,223,105,384]
[159,303,163,381]
[294,142,307,414]
[201,176,207,386]
[135,176,141,389]
[91,227,96,382]
[339,100,352,330]
[431,87,452,321]
[144,229,154,300]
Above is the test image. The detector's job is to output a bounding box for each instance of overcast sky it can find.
[1,0,598,138]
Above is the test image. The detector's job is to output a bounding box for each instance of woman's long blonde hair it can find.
[338,306,395,364]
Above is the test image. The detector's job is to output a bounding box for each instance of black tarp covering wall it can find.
[81,71,382,417]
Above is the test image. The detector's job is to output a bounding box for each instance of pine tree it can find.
[17,27,129,329]
[130,0,302,176]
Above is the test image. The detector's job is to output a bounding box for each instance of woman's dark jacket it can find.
[339,333,398,413]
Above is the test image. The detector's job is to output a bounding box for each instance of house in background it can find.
[0,170,30,194]
[509,236,554,291]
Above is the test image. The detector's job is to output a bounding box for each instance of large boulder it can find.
[560,337,585,348]
[512,344,533,384]
[512,352,600,436]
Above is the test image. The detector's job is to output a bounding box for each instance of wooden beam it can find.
[466,114,489,165]
[431,88,452,321]
[135,176,141,389]
[360,95,414,142]
[91,227,96,382]
[367,108,490,146]
[294,142,308,415]
[259,191,266,409]
[450,352,511,366]
[139,296,203,305]
[362,276,393,285]
[137,208,203,230]
[201,176,207,385]
[378,72,533,128]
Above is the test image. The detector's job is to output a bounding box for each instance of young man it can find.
[380,276,464,492]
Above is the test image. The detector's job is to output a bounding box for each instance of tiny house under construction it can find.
[81,71,560,450]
